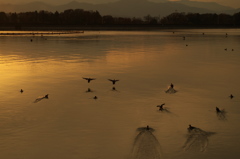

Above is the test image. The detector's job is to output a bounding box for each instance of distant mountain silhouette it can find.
[176,0,233,12]
[0,0,238,17]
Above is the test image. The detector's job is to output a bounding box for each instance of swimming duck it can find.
[216,107,221,113]
[188,124,196,131]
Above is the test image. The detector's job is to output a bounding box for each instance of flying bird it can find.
[157,103,165,111]
[83,77,96,83]
[108,79,119,85]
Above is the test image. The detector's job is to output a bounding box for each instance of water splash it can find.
[216,109,227,121]
[131,127,162,159]
[33,94,48,103]
[158,107,171,113]
[183,127,216,152]
[165,87,177,94]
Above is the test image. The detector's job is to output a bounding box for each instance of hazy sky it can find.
[0,0,239,8]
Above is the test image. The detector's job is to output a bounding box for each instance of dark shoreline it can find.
[0,25,239,32]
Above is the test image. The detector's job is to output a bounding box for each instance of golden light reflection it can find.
[0,55,84,90]
[104,41,181,69]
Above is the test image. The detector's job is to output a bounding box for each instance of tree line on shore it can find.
[0,9,240,29]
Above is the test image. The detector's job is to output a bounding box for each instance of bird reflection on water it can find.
[111,86,120,92]
[131,126,162,159]
[183,125,216,152]
[85,88,93,93]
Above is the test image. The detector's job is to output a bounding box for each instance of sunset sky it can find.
[0,0,239,8]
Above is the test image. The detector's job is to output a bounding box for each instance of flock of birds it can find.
[82,77,119,85]
[82,77,120,99]
[18,31,237,154]
[20,76,235,121]
[19,78,120,102]
[182,32,235,51]
[23,31,236,125]
[18,76,235,154]
[132,79,235,153]
[143,81,235,134]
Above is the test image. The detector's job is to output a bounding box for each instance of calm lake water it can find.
[0,29,240,159]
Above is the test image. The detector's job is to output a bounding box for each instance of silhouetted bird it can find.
[188,124,196,131]
[83,77,96,83]
[157,103,165,111]
[216,107,221,113]
[44,94,49,98]
[20,89,24,93]
[93,96,98,99]
[33,94,49,103]
[229,94,234,99]
[170,83,174,88]
[108,79,119,85]
[224,48,227,51]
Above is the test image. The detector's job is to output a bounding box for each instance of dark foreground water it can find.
[0,29,240,159]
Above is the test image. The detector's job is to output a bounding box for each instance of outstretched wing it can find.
[83,77,95,80]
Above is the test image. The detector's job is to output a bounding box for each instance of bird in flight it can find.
[108,79,119,85]
[157,103,165,111]
[83,77,96,83]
